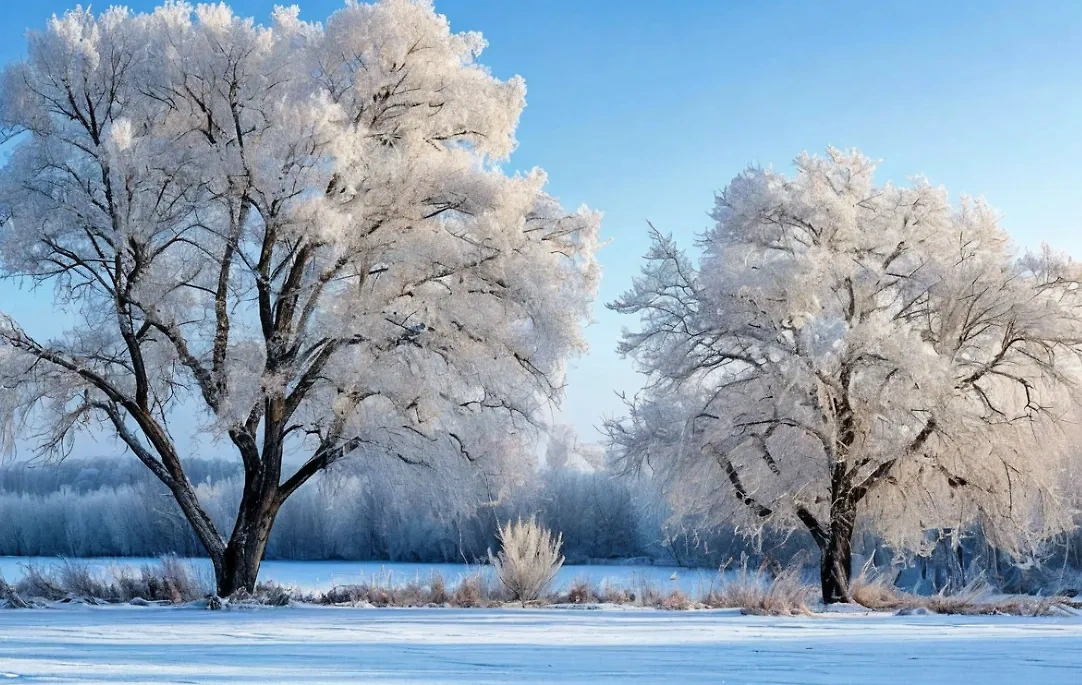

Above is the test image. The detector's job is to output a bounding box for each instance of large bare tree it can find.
[0,1,599,595]
[607,149,1082,603]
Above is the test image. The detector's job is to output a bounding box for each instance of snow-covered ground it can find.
[0,557,712,595]
[0,605,1080,683]
[4,557,1080,683]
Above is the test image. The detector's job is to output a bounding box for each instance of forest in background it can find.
[0,456,653,564]
[3,456,1080,596]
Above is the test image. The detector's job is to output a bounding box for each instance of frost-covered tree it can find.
[0,1,599,595]
[607,149,1082,603]
[543,423,604,471]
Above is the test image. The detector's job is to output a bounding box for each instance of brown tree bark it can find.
[214,511,279,597]
[211,474,284,597]
[819,504,856,604]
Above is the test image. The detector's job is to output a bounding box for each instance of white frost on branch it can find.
[608,148,1082,564]
[0,0,600,590]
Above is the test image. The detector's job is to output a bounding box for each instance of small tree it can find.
[0,1,598,596]
[607,149,1082,603]
[490,517,564,602]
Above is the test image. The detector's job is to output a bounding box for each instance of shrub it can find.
[489,518,564,603]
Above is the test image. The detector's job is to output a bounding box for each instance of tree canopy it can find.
[0,0,600,594]
[608,149,1082,601]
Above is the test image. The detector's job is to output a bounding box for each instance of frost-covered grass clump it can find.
[702,559,815,616]
[848,572,1076,617]
[490,518,565,603]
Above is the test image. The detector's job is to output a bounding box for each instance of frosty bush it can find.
[489,518,564,602]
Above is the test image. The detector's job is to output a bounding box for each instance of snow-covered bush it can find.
[490,518,564,602]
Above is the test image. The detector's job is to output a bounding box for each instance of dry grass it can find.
[451,571,505,607]
[115,556,207,603]
[428,573,449,605]
[320,571,498,608]
[627,571,664,606]
[0,573,35,608]
[9,557,207,604]
[15,563,68,601]
[659,589,692,610]
[849,572,1072,616]
[849,572,910,610]
[450,573,484,607]
[595,579,632,604]
[703,560,815,616]
[922,589,1068,616]
[564,576,598,604]
[322,577,418,607]
[2,558,1075,616]
[58,560,115,599]
[556,573,691,608]
[268,566,1078,614]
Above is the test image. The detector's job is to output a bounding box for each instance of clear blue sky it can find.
[2,0,1082,455]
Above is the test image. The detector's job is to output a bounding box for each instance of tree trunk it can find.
[216,541,261,598]
[212,492,281,597]
[820,506,856,604]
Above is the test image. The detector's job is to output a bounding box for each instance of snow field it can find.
[1,606,1081,683]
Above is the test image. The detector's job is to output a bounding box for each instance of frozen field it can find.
[0,557,711,595]
[0,606,1081,683]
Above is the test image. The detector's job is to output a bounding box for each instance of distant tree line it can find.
[0,458,650,564]
[0,455,823,567]
[3,456,1079,596]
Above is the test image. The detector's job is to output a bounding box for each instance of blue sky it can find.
[2,0,1082,455]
